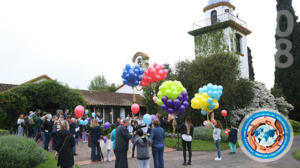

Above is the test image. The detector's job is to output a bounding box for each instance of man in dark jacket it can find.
[114,119,132,168]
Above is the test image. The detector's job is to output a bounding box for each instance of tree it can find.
[0,80,86,129]
[88,75,116,91]
[248,47,255,81]
[275,0,300,121]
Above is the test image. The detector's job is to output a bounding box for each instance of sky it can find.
[0,0,299,90]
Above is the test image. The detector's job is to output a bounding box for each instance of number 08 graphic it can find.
[275,10,295,68]
[238,109,294,162]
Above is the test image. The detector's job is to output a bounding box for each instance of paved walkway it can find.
[78,136,300,168]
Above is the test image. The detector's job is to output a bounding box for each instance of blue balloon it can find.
[122,64,144,87]
[91,112,96,118]
[143,114,152,125]
[201,110,207,116]
[85,110,89,115]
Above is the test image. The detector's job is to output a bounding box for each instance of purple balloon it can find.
[104,122,110,130]
[183,101,189,108]
[168,108,175,114]
[177,105,186,115]
[173,99,181,108]
[182,91,188,97]
[104,137,107,143]
[166,99,173,107]
[178,94,183,101]
[151,114,156,121]
[161,96,168,103]
[161,104,168,111]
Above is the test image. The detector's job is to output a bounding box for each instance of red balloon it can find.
[131,104,140,115]
[211,119,216,125]
[140,63,169,87]
[71,117,76,123]
[221,110,228,118]
[75,105,84,118]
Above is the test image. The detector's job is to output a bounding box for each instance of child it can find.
[132,129,152,168]
[211,120,222,161]
[106,134,112,161]
[228,124,238,154]
[80,117,87,143]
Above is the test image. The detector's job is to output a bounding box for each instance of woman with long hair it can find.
[17,114,25,136]
[150,119,165,168]
[211,120,222,161]
[179,116,194,165]
[55,120,75,168]
[90,119,102,162]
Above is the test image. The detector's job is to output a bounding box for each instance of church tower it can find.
[189,0,251,79]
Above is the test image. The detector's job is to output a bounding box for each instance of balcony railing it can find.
[192,13,247,30]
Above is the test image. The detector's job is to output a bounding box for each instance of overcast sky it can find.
[0,0,299,90]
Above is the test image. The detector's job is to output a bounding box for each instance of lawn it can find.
[293,148,300,161]
[164,137,237,151]
[294,132,300,136]
[35,151,79,168]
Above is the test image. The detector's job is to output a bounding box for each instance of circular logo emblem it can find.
[238,109,293,162]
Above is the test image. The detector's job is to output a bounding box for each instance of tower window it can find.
[211,10,217,24]
[236,33,242,53]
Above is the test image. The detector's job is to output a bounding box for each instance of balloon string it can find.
[133,87,136,103]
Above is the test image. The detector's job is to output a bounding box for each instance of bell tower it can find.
[189,0,252,79]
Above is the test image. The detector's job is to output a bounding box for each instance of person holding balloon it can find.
[79,116,88,144]
[178,116,194,166]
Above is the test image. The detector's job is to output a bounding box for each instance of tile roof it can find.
[0,83,17,93]
[80,90,145,107]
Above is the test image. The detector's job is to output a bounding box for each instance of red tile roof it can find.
[80,90,145,107]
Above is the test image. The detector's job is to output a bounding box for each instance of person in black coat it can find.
[89,119,102,161]
[228,124,238,154]
[41,115,53,151]
[115,119,132,168]
[55,120,75,168]
[178,116,194,166]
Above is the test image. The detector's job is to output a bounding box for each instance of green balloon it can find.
[156,99,163,105]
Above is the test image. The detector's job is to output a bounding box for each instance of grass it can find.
[293,148,300,161]
[294,132,300,136]
[35,151,79,168]
[165,137,238,151]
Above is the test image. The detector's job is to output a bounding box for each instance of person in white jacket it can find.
[106,134,113,161]
[211,120,222,161]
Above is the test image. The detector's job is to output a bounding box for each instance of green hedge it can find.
[0,129,9,135]
[0,135,47,168]
[290,120,300,133]
[193,127,229,142]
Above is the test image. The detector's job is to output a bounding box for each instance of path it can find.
[78,136,300,168]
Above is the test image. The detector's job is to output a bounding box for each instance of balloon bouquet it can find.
[75,105,90,126]
[191,83,223,128]
[121,64,144,115]
[156,80,189,119]
[140,63,168,103]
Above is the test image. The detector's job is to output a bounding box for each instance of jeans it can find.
[73,138,78,154]
[138,159,150,168]
[115,151,128,168]
[182,140,192,163]
[132,143,136,157]
[41,131,45,148]
[82,131,86,143]
[229,142,236,153]
[33,128,39,142]
[44,132,50,151]
[215,139,221,158]
[107,149,112,161]
[91,141,101,161]
[152,146,164,168]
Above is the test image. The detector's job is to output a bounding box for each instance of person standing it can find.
[156,113,167,131]
[111,122,119,152]
[228,124,238,154]
[80,117,88,143]
[55,120,75,168]
[114,119,132,168]
[33,109,41,142]
[69,118,79,155]
[106,134,112,162]
[42,114,53,151]
[17,114,25,136]
[179,116,194,165]
[211,120,222,161]
[90,119,102,162]
[132,129,152,168]
[150,119,165,168]
[131,120,146,158]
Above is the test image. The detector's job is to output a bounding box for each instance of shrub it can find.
[290,120,300,133]
[193,127,229,142]
[0,135,47,168]
[0,129,9,135]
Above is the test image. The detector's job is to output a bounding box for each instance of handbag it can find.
[182,134,192,142]
[55,135,69,160]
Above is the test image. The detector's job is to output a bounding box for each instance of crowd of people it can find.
[15,109,238,168]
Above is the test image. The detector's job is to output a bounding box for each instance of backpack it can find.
[29,117,35,125]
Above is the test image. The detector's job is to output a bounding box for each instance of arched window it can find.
[211,10,217,24]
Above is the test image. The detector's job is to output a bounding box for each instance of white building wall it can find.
[239,33,249,79]
[204,6,234,26]
[115,85,143,95]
